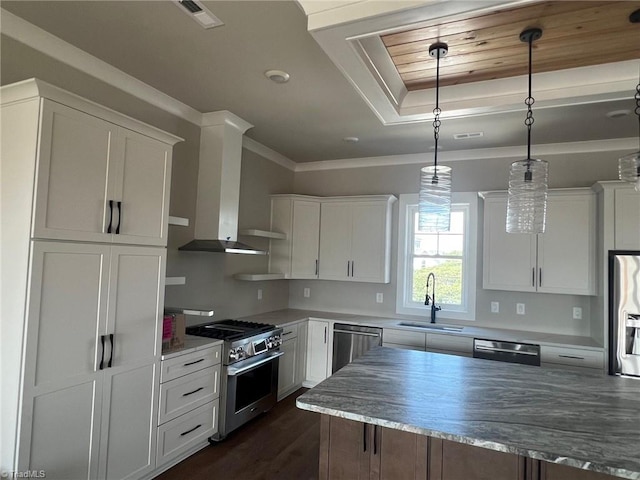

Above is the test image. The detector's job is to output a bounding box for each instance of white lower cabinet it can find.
[305,320,331,386]
[426,333,473,357]
[540,345,604,371]
[382,329,426,351]
[278,322,308,400]
[156,344,221,469]
[14,241,165,480]
[156,400,219,467]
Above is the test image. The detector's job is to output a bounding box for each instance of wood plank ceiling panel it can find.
[380,1,640,91]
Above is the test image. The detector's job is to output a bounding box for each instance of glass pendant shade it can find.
[419,165,452,232]
[506,158,548,234]
[619,151,640,191]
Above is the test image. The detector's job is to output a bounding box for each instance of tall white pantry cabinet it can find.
[1,79,182,479]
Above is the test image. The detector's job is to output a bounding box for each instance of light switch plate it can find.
[573,307,583,320]
[257,289,262,300]
[303,287,310,298]
[516,303,525,315]
[491,301,499,313]
[376,293,383,303]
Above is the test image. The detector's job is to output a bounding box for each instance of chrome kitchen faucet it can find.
[425,272,441,324]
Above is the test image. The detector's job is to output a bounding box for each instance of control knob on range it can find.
[267,335,282,349]
[229,346,245,361]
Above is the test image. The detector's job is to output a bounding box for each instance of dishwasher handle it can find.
[333,329,381,338]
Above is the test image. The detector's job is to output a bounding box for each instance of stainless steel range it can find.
[186,319,283,440]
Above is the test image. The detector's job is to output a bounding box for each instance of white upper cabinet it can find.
[614,188,640,250]
[269,195,321,279]
[318,195,396,283]
[34,100,172,246]
[3,82,180,247]
[482,189,596,296]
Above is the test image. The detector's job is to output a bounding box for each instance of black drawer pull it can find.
[182,387,204,397]
[180,424,202,437]
[107,200,114,233]
[115,201,122,234]
[283,331,293,336]
[184,358,205,367]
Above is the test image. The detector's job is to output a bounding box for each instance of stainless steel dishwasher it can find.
[473,338,541,366]
[332,323,383,373]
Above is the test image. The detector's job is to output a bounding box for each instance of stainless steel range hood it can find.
[179,111,266,255]
[180,239,266,255]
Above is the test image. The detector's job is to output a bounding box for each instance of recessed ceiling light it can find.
[606,109,631,119]
[265,70,290,84]
[343,137,359,143]
[453,132,483,140]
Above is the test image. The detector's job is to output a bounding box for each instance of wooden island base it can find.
[319,415,616,480]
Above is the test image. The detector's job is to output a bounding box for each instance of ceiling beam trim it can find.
[294,137,637,172]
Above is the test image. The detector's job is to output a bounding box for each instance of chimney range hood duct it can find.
[179,111,266,255]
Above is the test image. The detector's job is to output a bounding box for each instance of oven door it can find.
[223,350,283,437]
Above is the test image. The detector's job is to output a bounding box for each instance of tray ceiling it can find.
[382,1,640,91]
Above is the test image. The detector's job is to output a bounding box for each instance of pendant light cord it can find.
[524,34,535,164]
[635,80,640,151]
[433,49,442,177]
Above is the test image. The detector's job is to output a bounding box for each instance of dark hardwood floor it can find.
[156,389,320,480]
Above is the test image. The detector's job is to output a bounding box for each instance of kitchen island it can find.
[296,347,640,480]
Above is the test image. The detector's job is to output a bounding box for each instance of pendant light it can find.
[419,42,452,232]
[506,28,548,234]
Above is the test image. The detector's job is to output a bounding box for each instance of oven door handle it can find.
[226,351,284,376]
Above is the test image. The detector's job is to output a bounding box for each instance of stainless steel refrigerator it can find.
[609,251,640,377]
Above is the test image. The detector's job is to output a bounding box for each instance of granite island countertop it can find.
[297,347,640,479]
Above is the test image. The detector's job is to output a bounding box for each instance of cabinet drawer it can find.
[540,346,604,370]
[159,365,220,425]
[383,329,426,349]
[382,342,425,351]
[281,323,298,340]
[157,399,218,467]
[161,345,221,383]
[426,334,473,354]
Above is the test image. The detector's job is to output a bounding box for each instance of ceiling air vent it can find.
[453,132,484,140]
[173,0,224,29]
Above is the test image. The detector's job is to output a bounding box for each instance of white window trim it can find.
[395,192,478,321]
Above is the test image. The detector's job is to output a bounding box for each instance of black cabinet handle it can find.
[315,259,318,276]
[107,333,114,368]
[99,335,106,370]
[184,358,205,367]
[323,326,327,344]
[115,201,122,234]
[283,331,293,336]
[180,424,202,437]
[532,267,535,287]
[539,268,542,287]
[182,387,204,397]
[351,261,354,277]
[107,200,114,233]
[373,425,378,455]
[363,424,367,452]
[347,261,350,277]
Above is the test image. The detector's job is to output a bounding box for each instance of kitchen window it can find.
[396,193,478,320]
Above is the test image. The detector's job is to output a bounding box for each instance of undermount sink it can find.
[398,321,463,332]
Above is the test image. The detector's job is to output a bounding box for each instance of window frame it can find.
[395,192,478,321]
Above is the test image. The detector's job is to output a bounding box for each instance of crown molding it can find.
[0,8,204,126]
[201,110,253,133]
[243,137,297,171]
[294,138,637,172]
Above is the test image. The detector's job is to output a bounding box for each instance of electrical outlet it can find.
[376,293,383,303]
[257,289,262,300]
[491,301,499,313]
[516,303,526,315]
[303,287,310,298]
[573,307,583,320]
